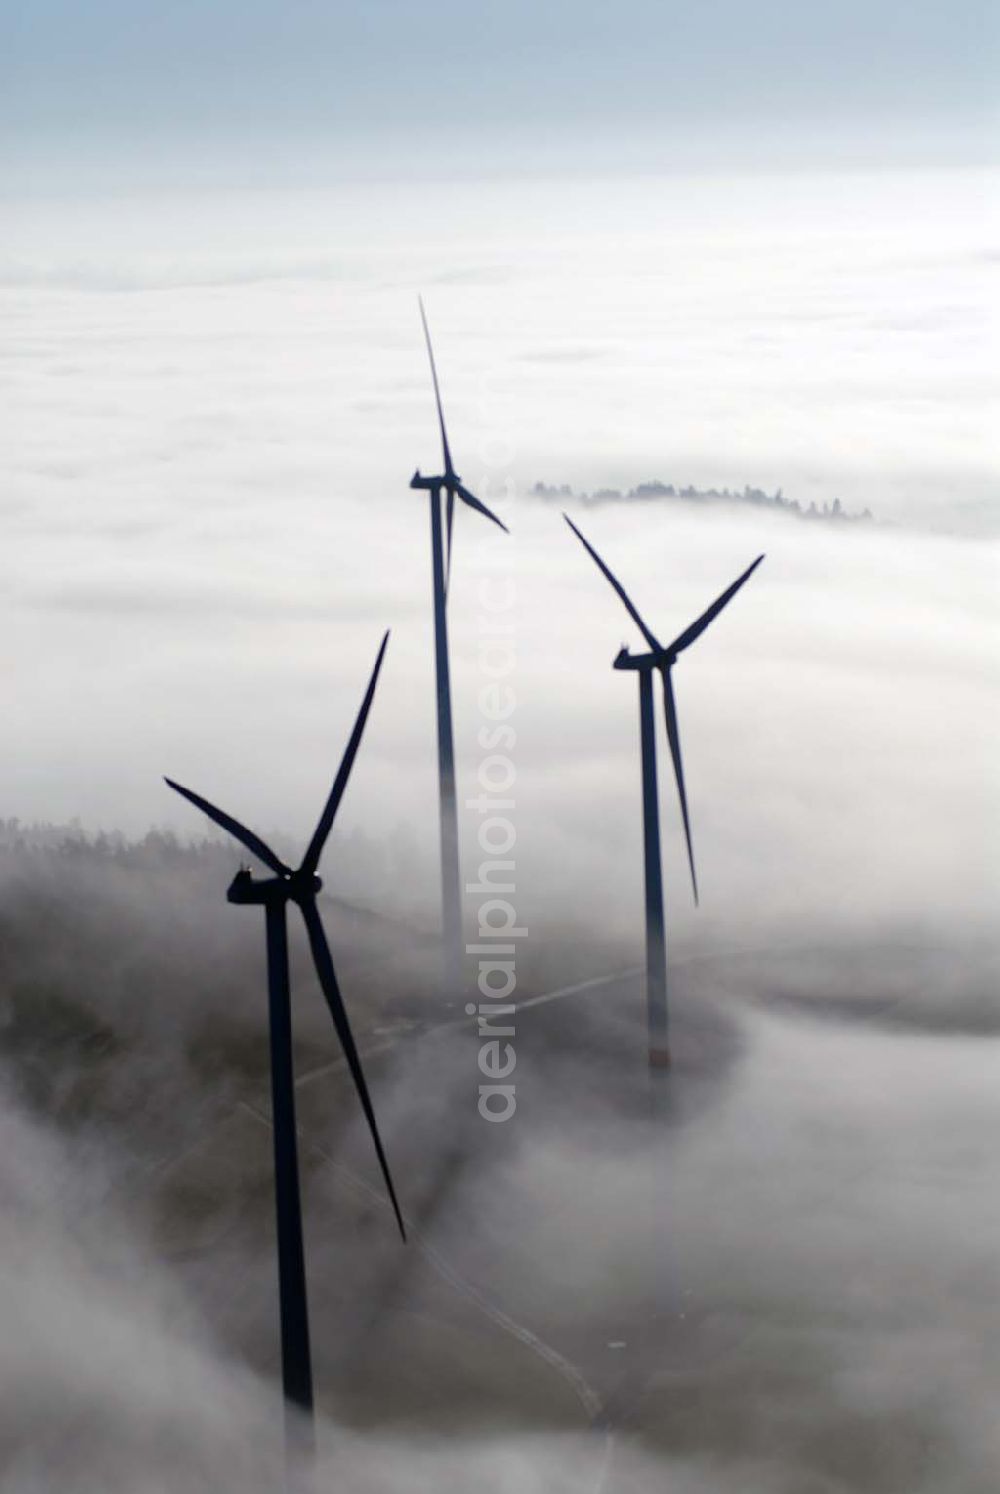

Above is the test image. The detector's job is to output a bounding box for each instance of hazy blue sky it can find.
[2,0,995,186]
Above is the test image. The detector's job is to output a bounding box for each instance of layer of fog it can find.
[2,170,994,861]
[2,166,997,1491]
[2,489,995,958]
[3,868,998,1491]
[2,169,993,548]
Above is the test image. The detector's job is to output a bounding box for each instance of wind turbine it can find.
[165,632,404,1460]
[565,516,763,1068]
[410,299,508,991]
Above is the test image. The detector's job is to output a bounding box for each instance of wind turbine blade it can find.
[302,632,390,875]
[563,514,661,652]
[454,481,509,534]
[669,555,765,655]
[660,670,699,905]
[418,296,453,478]
[164,778,290,877]
[299,898,406,1241]
[445,486,455,598]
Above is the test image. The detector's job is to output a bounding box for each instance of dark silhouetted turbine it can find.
[409,299,508,990]
[165,631,403,1458]
[565,515,763,1067]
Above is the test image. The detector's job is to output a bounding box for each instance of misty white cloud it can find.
[4,925,998,1492]
[1,173,995,884]
[2,61,998,1494]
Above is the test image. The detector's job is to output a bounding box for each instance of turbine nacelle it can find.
[614,645,677,672]
[227,866,323,906]
[410,468,447,492]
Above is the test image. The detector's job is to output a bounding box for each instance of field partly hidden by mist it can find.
[1,819,998,1494]
[1,167,998,1491]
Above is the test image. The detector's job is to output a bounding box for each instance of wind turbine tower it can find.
[165,633,404,1467]
[410,301,508,990]
[566,516,763,1067]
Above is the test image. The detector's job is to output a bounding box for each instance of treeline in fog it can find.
[532,478,874,522]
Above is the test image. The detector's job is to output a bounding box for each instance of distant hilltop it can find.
[531,479,874,524]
